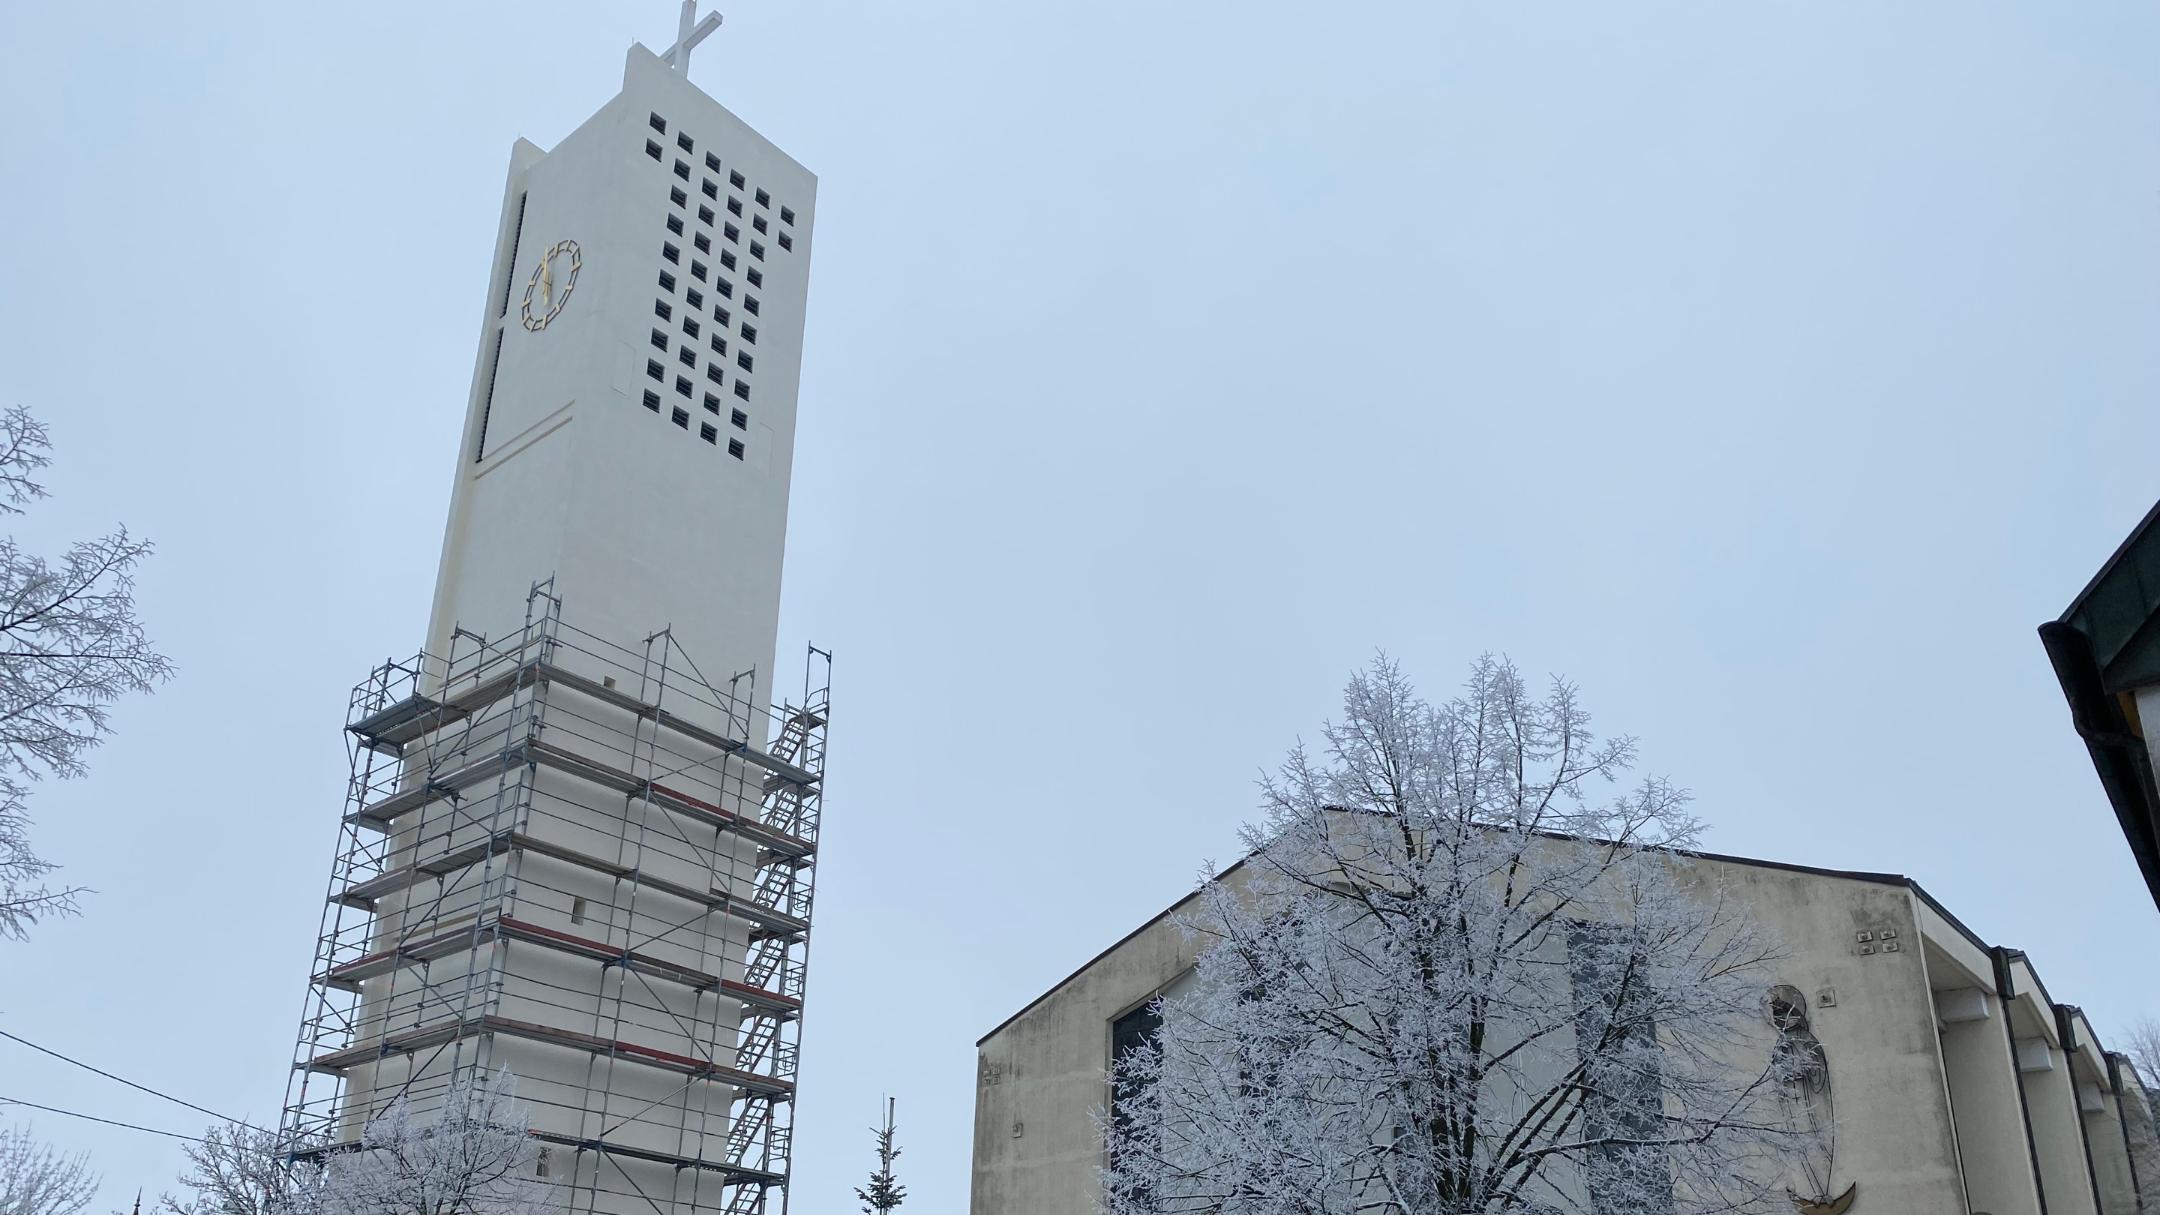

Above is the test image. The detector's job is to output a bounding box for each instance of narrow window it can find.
[677,131,694,152]
[675,376,693,397]
[728,438,745,459]
[683,317,701,338]
[740,324,757,345]
[698,205,715,225]
[743,296,760,316]
[728,197,743,217]
[692,261,709,282]
[659,270,676,292]
[654,299,673,320]
[642,390,661,411]
[750,241,765,261]
[780,206,796,225]
[736,351,753,372]
[733,380,750,401]
[720,250,737,271]
[537,1147,552,1179]
[754,188,770,207]
[646,359,664,381]
[645,139,662,161]
[650,329,668,350]
[710,334,726,355]
[670,185,687,207]
[778,232,793,251]
[694,233,711,253]
[753,215,768,234]
[724,222,740,243]
[706,364,723,384]
[729,170,746,188]
[649,112,667,133]
[702,179,718,199]
[731,408,748,429]
[703,392,722,413]
[662,242,680,264]
[705,151,721,172]
[672,406,690,428]
[677,347,696,368]
[570,896,587,924]
[716,278,733,298]
[673,159,690,181]
[667,214,684,235]
[715,306,731,326]
[700,422,718,443]
[687,288,704,309]
[746,268,763,288]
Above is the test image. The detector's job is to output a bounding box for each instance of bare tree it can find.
[157,1124,324,1215]
[0,1125,98,1215]
[0,405,170,940]
[2121,1016,2160,1091]
[1102,656,1814,1215]
[854,1097,906,1214]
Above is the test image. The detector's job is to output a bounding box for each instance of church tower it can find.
[282,10,827,1215]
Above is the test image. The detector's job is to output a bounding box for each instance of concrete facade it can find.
[972,845,2158,1215]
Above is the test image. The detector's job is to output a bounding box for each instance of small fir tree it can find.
[854,1098,906,1214]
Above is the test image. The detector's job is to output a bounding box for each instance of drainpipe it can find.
[2060,1004,2107,1214]
[1999,948,2051,1215]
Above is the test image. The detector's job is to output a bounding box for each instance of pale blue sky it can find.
[3,2,2158,1211]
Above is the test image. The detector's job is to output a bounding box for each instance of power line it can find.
[0,1028,266,1133]
[0,1095,202,1143]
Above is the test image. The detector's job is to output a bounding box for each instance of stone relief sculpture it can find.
[1769,985,1856,1214]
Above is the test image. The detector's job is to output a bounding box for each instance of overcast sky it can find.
[3,2,2159,1211]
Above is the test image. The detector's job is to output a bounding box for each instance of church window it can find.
[658,271,676,292]
[642,390,661,411]
[677,131,694,153]
[698,205,714,226]
[753,215,768,234]
[649,112,667,133]
[1109,1000,1164,1152]
[654,300,673,320]
[673,159,691,181]
[662,242,680,264]
[780,206,795,225]
[731,408,748,430]
[729,170,746,189]
[1565,921,1676,1209]
[778,232,793,252]
[672,406,690,428]
[736,351,754,372]
[675,376,693,398]
[705,152,721,172]
[683,317,700,338]
[733,380,750,401]
[728,438,745,459]
[740,324,757,345]
[645,139,662,161]
[677,347,696,368]
[746,268,763,288]
[645,359,664,382]
[724,222,740,243]
[750,241,765,261]
[667,214,684,235]
[728,197,743,217]
[650,329,668,351]
[754,188,770,208]
[700,422,718,443]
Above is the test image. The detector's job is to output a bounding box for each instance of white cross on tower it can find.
[662,0,723,74]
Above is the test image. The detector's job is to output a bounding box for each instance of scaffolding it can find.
[281,582,828,1215]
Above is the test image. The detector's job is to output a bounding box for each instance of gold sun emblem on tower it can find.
[520,239,582,331]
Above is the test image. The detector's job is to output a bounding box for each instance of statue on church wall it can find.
[1769,984,1855,1213]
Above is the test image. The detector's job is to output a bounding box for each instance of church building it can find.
[972,843,2157,1215]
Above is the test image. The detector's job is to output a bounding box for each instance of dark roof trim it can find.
[977,835,1920,1047]
[2040,619,2160,910]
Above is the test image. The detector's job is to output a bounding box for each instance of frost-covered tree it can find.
[0,1125,98,1215]
[854,1098,906,1214]
[164,1073,545,1215]
[0,405,171,940]
[1102,656,1816,1215]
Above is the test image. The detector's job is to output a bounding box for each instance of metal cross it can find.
[662,0,723,74]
